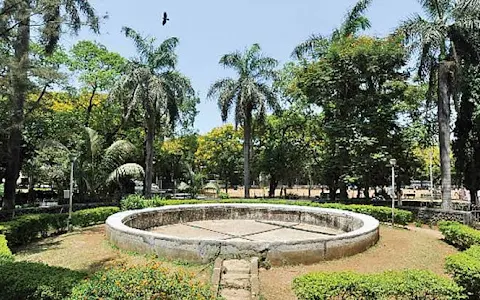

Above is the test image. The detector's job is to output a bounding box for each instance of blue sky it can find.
[66,0,421,133]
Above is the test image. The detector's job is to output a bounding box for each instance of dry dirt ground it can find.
[14,224,456,300]
[259,225,458,300]
[14,225,212,281]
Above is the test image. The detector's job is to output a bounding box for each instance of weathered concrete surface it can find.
[105,204,380,266]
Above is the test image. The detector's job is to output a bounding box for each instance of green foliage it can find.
[292,270,466,300]
[0,207,119,247]
[320,203,413,225]
[438,221,480,250]
[120,194,165,211]
[0,234,13,262]
[195,124,243,189]
[70,207,120,227]
[218,192,230,199]
[0,261,86,300]
[69,262,216,300]
[446,245,480,299]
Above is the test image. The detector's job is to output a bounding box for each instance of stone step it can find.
[221,273,251,289]
[222,259,251,274]
[221,288,251,300]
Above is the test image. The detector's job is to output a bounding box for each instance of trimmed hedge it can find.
[0,234,13,262]
[0,261,86,300]
[120,196,413,225]
[69,262,216,300]
[0,207,119,247]
[446,245,480,299]
[293,270,466,300]
[439,221,480,250]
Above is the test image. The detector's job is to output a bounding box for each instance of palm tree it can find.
[111,27,194,198]
[47,127,144,200]
[1,0,99,209]
[208,44,278,198]
[293,0,373,59]
[397,0,480,210]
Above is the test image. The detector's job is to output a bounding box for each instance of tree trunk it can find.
[144,120,155,199]
[85,84,97,127]
[329,183,337,202]
[243,112,252,198]
[269,177,278,198]
[3,1,30,210]
[438,61,452,210]
[339,183,348,201]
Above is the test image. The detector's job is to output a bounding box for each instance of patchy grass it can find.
[14,225,212,282]
[259,224,458,300]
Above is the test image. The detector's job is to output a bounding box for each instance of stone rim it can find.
[106,203,379,247]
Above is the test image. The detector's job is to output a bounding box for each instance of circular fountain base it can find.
[106,204,379,266]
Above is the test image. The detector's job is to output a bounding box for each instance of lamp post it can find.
[67,155,77,232]
[390,158,397,227]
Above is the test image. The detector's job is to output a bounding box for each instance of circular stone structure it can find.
[106,204,379,266]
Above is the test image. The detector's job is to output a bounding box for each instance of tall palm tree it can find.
[293,0,373,59]
[111,27,194,198]
[208,44,278,198]
[397,0,480,210]
[1,0,99,209]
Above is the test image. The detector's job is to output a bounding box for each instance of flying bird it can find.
[162,12,169,26]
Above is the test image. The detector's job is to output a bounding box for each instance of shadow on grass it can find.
[13,240,63,255]
[80,256,117,274]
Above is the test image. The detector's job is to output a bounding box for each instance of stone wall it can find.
[106,204,380,266]
[399,206,473,225]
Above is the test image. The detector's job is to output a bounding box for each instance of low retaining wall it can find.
[400,206,473,225]
[106,204,379,266]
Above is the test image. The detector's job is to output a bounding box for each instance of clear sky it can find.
[65,0,422,134]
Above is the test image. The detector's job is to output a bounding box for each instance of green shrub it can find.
[0,207,119,248]
[446,245,480,299]
[120,194,147,210]
[292,270,465,300]
[0,234,13,262]
[0,214,68,247]
[438,221,480,250]
[0,261,85,300]
[69,262,216,300]
[218,192,230,199]
[70,206,119,227]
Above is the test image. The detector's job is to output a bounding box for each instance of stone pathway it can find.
[212,257,260,300]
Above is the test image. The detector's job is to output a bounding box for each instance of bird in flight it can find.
[162,12,169,26]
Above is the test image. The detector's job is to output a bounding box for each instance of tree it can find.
[195,125,243,192]
[296,36,411,201]
[208,44,278,198]
[46,127,144,201]
[111,27,194,198]
[0,0,99,209]
[397,0,480,209]
[68,40,126,127]
[293,0,373,60]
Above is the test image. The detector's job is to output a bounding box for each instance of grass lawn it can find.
[14,224,457,300]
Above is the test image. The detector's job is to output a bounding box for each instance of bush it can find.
[69,262,216,300]
[218,192,230,199]
[0,261,85,300]
[70,206,120,227]
[446,245,480,299]
[292,270,465,300]
[120,194,146,210]
[0,207,119,248]
[120,194,166,211]
[439,221,480,250]
[0,214,68,247]
[0,234,13,262]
